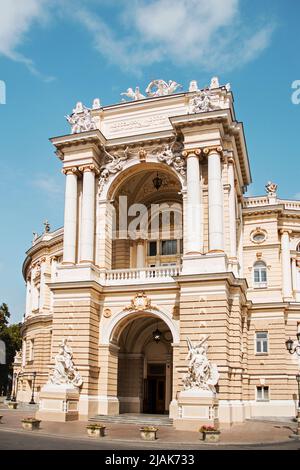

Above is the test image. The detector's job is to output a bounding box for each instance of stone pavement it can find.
[0,406,297,446]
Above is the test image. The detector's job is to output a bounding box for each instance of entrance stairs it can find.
[89,413,173,427]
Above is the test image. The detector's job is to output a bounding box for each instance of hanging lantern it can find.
[152,327,162,343]
[152,172,163,191]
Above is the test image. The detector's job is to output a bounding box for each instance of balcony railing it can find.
[105,265,181,284]
[244,197,300,210]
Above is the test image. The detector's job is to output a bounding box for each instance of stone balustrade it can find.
[244,197,300,210]
[105,265,181,284]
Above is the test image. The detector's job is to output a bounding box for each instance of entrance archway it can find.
[102,310,177,415]
[117,315,172,414]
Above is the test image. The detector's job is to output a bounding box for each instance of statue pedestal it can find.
[173,389,218,431]
[36,384,80,422]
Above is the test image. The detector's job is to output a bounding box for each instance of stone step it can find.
[89,414,173,426]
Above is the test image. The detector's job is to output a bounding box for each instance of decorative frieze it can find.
[98,140,186,195]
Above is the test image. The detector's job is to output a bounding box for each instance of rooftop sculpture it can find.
[265,181,278,197]
[65,102,98,134]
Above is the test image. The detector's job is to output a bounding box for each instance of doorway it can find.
[143,363,166,414]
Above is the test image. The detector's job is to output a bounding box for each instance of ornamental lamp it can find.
[152,328,162,343]
[152,172,163,191]
[285,337,294,353]
[296,374,300,384]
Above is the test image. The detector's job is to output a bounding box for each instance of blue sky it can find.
[0,0,299,323]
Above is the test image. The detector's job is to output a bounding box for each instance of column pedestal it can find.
[173,389,218,431]
[182,252,228,275]
[36,384,79,422]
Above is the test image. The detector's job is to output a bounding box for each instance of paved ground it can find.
[0,429,300,450]
[0,407,299,450]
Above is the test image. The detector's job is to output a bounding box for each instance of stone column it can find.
[205,146,224,252]
[39,257,47,311]
[281,230,293,300]
[79,165,97,263]
[182,149,202,254]
[25,276,32,317]
[228,158,237,258]
[136,239,145,268]
[51,256,58,281]
[292,257,298,296]
[62,167,78,264]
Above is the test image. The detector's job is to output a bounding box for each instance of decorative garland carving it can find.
[98,139,185,195]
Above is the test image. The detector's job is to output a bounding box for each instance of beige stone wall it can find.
[17,318,52,402]
[176,275,246,403]
[112,239,131,269]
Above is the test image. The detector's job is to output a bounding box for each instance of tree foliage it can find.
[0,303,22,395]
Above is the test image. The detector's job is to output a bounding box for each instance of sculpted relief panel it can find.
[106,114,171,135]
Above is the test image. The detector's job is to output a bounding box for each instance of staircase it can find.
[89,413,173,426]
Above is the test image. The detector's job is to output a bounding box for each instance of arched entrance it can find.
[101,308,178,416]
[117,316,172,414]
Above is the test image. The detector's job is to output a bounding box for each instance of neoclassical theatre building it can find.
[15,78,300,427]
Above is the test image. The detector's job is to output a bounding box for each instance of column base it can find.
[182,252,228,275]
[98,396,120,415]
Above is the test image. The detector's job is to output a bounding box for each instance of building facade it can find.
[15,78,300,426]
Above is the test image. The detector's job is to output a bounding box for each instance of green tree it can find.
[0,304,22,396]
[0,303,10,333]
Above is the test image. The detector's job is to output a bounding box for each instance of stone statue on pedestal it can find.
[183,336,219,393]
[49,339,83,388]
[65,103,97,134]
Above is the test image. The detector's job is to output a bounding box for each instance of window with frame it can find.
[256,386,269,401]
[148,241,157,256]
[253,261,267,287]
[296,242,300,253]
[161,240,177,256]
[256,331,268,354]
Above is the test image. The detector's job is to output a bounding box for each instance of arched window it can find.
[253,261,267,287]
[296,243,300,253]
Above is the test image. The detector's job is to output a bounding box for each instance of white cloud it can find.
[74,0,275,73]
[32,175,63,197]
[0,0,276,76]
[0,0,54,79]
